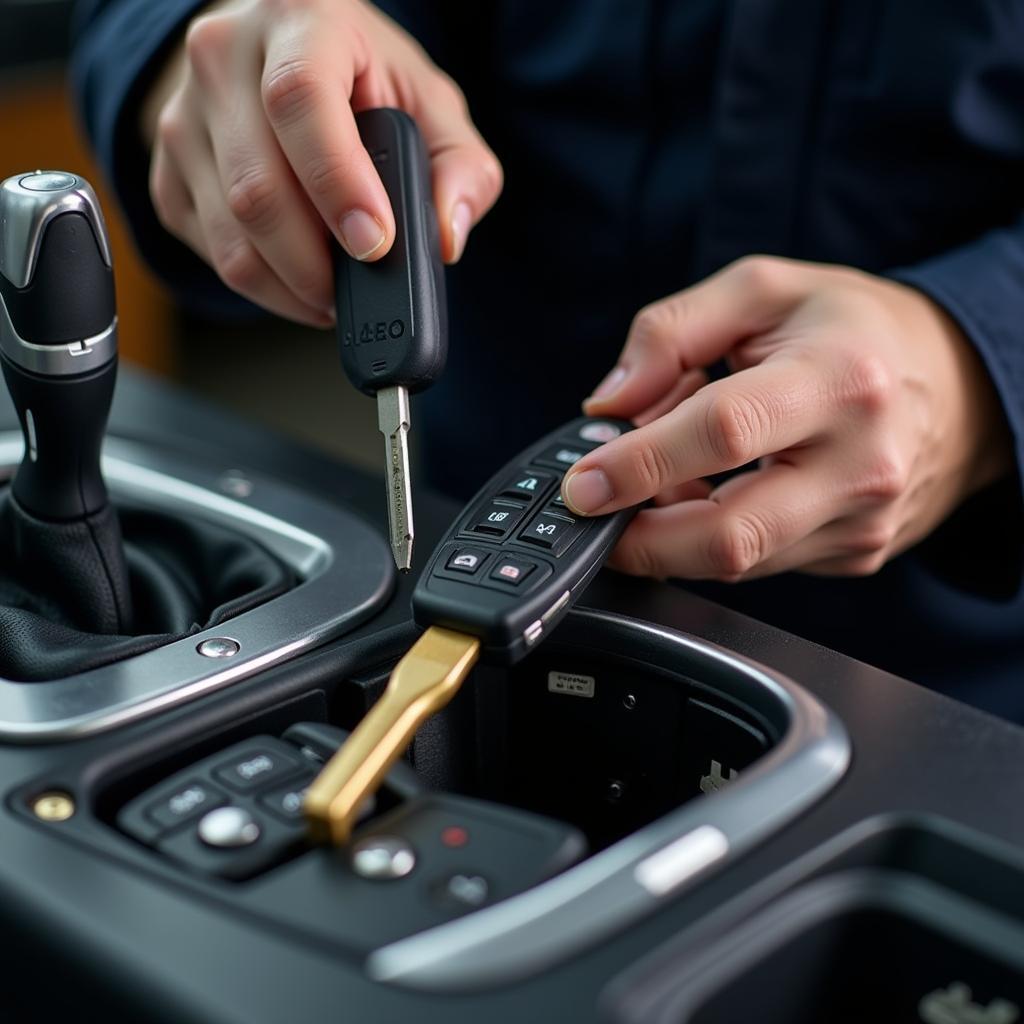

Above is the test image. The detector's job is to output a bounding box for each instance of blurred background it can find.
[1,0,380,470]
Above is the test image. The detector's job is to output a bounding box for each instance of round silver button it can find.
[197,806,261,848]
[197,637,240,659]
[19,171,78,192]
[351,836,416,880]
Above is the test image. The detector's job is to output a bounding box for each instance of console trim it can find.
[366,609,850,991]
[0,433,395,741]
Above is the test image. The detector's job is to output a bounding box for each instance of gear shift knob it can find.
[0,170,118,521]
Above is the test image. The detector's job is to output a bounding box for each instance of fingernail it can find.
[563,468,613,515]
[339,210,386,260]
[588,366,628,403]
[322,305,337,323]
[450,201,472,263]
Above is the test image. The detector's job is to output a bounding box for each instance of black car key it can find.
[306,417,637,844]
[334,107,448,571]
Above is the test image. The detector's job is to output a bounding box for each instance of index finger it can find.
[261,22,395,261]
[563,357,828,515]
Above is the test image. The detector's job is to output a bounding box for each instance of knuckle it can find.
[855,451,908,503]
[304,153,351,200]
[184,14,230,80]
[630,301,684,348]
[155,105,187,155]
[479,153,504,198]
[628,439,675,495]
[709,515,765,577]
[837,353,894,415]
[213,238,262,293]
[702,392,761,466]
[150,173,178,230]
[431,71,469,114]
[729,254,786,295]
[225,166,280,230]
[262,58,321,123]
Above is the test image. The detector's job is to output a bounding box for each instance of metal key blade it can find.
[377,384,414,571]
[305,626,480,845]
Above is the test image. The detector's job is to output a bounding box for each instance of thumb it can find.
[584,255,807,419]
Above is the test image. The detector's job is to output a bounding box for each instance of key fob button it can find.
[533,444,591,471]
[489,557,536,586]
[467,501,527,538]
[576,421,622,444]
[500,470,554,502]
[542,503,576,522]
[445,548,489,574]
[519,513,580,552]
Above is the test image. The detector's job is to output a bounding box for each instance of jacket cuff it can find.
[887,221,1024,598]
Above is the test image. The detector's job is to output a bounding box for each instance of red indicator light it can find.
[441,825,469,848]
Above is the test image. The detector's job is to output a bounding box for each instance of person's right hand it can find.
[142,0,502,326]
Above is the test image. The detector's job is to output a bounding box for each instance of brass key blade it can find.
[305,626,480,845]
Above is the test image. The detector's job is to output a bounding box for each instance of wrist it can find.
[904,282,1014,499]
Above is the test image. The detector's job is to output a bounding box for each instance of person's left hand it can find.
[563,256,1012,581]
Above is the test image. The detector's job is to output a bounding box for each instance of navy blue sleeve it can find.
[889,217,1024,597]
[70,0,446,319]
[69,0,248,318]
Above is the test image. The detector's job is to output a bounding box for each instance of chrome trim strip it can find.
[366,609,850,991]
[634,825,730,897]
[0,297,118,375]
[0,433,395,741]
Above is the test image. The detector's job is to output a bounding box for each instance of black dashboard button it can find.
[145,779,227,831]
[213,746,304,793]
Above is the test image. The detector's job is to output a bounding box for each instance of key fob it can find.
[335,108,447,397]
[413,417,638,664]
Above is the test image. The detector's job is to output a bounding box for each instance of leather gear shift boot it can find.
[0,490,293,681]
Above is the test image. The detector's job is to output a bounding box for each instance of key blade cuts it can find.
[378,384,414,571]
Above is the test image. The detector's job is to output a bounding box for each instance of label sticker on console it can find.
[548,671,595,698]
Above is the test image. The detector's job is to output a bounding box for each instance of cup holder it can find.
[609,819,1024,1024]
[364,608,849,991]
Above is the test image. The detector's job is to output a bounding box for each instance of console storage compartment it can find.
[611,820,1024,1024]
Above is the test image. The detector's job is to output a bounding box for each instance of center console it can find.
[0,368,1021,1024]
[0,175,1021,1024]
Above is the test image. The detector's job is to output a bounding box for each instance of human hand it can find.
[142,0,502,326]
[565,256,1013,581]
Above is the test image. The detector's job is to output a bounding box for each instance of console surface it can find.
[0,369,1021,1024]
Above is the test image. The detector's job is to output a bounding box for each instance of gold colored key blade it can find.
[305,626,481,846]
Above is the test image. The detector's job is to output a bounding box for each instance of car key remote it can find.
[334,108,447,573]
[306,417,637,844]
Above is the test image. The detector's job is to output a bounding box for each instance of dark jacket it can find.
[71,1,1024,719]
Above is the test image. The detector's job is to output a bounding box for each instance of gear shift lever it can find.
[0,170,294,680]
[0,171,117,520]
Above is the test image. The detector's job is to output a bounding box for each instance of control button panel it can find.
[118,735,316,880]
[445,420,624,575]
